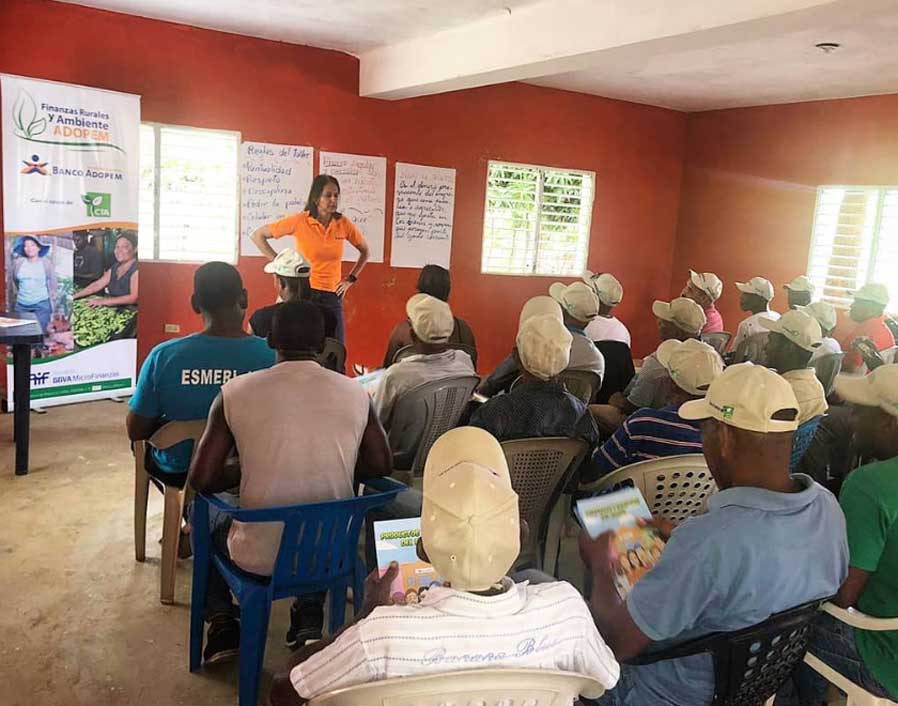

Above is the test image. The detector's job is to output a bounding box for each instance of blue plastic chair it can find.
[790,416,822,472]
[188,476,405,706]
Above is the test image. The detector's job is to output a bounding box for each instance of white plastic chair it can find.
[307,668,605,706]
[733,332,770,365]
[581,454,717,523]
[701,331,733,355]
[803,603,898,706]
[133,419,206,605]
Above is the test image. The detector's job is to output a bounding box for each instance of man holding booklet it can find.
[269,427,620,705]
[579,363,848,706]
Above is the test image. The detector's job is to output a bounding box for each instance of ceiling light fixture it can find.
[815,42,841,54]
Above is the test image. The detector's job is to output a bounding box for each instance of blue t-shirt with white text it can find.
[129,333,275,473]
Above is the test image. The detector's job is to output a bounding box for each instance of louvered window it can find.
[481,161,595,276]
[138,123,240,263]
[808,186,898,310]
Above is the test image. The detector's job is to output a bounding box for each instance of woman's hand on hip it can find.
[335,278,354,298]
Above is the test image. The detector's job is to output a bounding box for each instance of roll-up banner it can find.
[1,74,140,408]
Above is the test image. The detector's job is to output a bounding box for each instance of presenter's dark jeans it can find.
[311,289,344,343]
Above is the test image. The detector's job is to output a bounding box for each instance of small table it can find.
[1,314,45,475]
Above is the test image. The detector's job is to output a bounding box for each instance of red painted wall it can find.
[672,94,898,329]
[0,0,687,384]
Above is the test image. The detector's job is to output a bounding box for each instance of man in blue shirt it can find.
[127,262,275,488]
[580,363,848,706]
[471,309,599,456]
[593,339,722,476]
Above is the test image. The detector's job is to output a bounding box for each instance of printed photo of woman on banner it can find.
[5,232,74,358]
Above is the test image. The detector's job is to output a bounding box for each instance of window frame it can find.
[139,121,242,265]
[480,159,596,278]
[806,184,896,310]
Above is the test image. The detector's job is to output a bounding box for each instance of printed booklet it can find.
[575,487,666,598]
[373,518,445,604]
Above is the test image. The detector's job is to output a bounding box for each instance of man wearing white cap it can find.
[804,301,842,364]
[782,365,898,705]
[591,297,706,434]
[762,310,828,425]
[581,364,847,706]
[248,248,338,340]
[471,313,599,452]
[478,290,605,398]
[731,276,779,352]
[593,339,722,476]
[836,283,895,373]
[584,272,631,346]
[784,275,815,310]
[372,293,475,448]
[681,270,725,334]
[271,427,620,705]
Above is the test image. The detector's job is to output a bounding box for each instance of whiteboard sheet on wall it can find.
[240,141,314,257]
[390,162,456,269]
[320,151,386,263]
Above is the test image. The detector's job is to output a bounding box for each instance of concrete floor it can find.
[0,400,292,706]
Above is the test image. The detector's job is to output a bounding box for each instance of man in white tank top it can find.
[189,300,393,663]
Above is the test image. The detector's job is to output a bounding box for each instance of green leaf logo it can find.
[82,192,111,218]
[11,90,47,139]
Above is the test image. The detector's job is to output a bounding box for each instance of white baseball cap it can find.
[760,310,823,352]
[835,364,898,420]
[802,301,838,333]
[516,314,572,381]
[652,297,707,336]
[784,275,815,295]
[549,282,600,322]
[583,271,624,307]
[656,339,724,396]
[689,270,723,302]
[406,293,454,344]
[421,427,520,591]
[736,277,775,302]
[263,248,311,278]
[679,362,800,433]
[851,283,890,308]
[518,295,563,327]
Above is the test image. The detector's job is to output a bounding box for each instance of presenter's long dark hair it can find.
[305,174,342,220]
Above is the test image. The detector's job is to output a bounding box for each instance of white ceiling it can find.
[61,0,898,111]
[59,0,543,53]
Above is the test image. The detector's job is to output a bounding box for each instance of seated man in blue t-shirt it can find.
[580,364,848,706]
[127,262,275,488]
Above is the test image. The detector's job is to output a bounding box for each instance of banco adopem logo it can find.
[20,154,49,175]
[82,192,111,218]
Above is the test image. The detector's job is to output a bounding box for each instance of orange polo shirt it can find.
[268,211,364,292]
[836,316,896,372]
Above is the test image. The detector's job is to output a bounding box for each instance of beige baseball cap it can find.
[656,339,724,396]
[803,301,838,333]
[784,275,815,295]
[263,248,311,278]
[516,314,572,381]
[518,295,563,327]
[851,283,890,308]
[583,271,624,307]
[760,310,823,352]
[421,427,521,591]
[679,362,800,433]
[689,270,723,302]
[406,293,454,343]
[736,276,775,302]
[835,364,898,419]
[652,297,707,336]
[549,282,600,322]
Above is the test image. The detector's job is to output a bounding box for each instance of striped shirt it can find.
[593,405,703,476]
[290,577,620,700]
